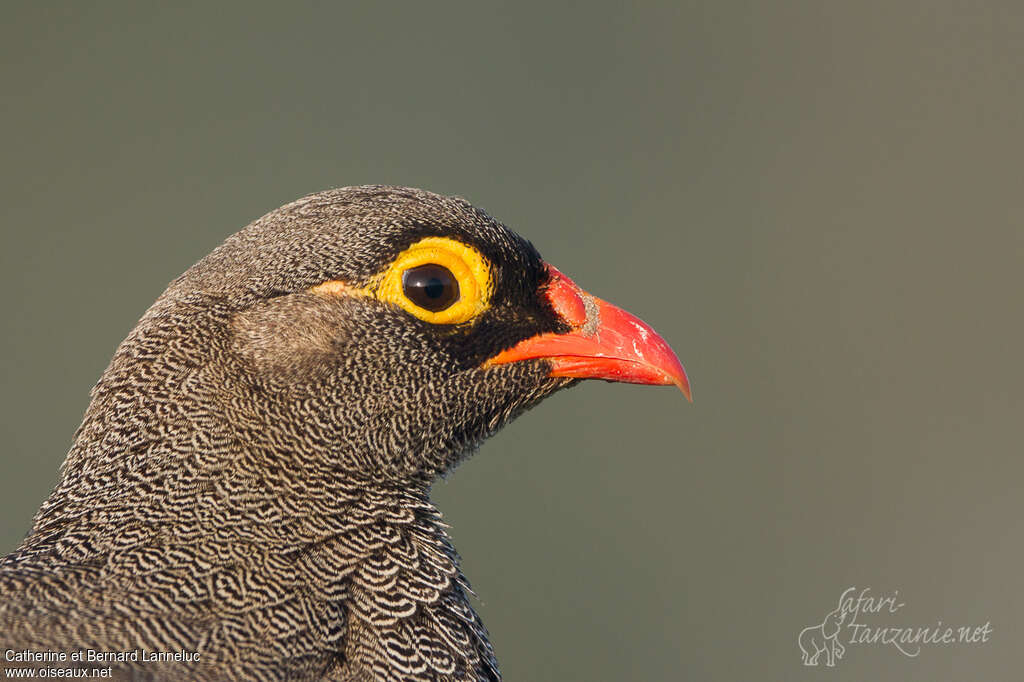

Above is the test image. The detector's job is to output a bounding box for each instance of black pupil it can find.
[402,264,460,312]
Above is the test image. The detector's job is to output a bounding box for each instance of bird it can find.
[0,186,689,681]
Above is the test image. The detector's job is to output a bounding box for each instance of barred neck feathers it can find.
[4,301,497,680]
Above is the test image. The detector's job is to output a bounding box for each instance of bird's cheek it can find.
[229,295,351,380]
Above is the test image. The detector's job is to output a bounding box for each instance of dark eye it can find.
[402,264,460,312]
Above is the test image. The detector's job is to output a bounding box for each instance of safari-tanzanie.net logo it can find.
[798,587,992,667]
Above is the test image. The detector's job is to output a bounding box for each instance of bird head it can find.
[132,186,688,483]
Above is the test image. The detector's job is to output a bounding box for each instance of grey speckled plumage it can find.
[0,185,693,681]
[1,187,578,681]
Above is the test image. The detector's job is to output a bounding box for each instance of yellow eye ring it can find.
[373,237,492,324]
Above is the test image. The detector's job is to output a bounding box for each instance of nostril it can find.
[542,264,587,328]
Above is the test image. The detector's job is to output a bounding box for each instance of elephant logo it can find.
[798,607,847,667]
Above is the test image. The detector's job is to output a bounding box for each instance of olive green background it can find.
[1,2,1021,680]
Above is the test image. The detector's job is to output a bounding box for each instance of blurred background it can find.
[1,2,1021,680]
